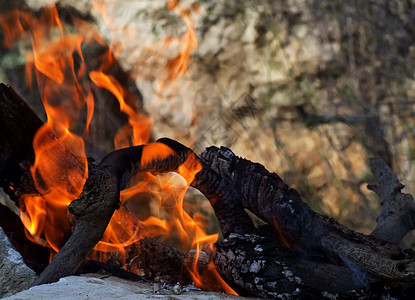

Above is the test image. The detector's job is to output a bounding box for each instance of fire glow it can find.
[0,3,236,294]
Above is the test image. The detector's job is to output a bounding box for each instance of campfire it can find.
[1,1,415,299]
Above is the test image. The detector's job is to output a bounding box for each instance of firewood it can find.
[0,203,49,274]
[200,146,415,283]
[212,231,382,298]
[368,158,415,244]
[34,139,197,285]
[34,138,414,297]
[0,83,42,204]
[1,83,415,298]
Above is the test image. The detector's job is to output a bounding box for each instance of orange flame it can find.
[89,71,152,148]
[0,9,25,48]
[0,3,235,294]
[0,6,89,257]
[92,0,199,90]
[165,16,198,83]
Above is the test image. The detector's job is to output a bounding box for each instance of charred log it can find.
[2,83,415,297]
[0,83,42,204]
[34,137,413,297]
[213,231,383,299]
[199,146,415,283]
[368,158,415,244]
[0,203,49,274]
[35,139,197,285]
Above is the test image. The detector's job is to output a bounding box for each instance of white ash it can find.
[282,268,302,284]
[321,291,338,300]
[254,244,263,254]
[249,260,264,273]
[172,283,182,295]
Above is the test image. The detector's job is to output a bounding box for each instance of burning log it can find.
[1,83,415,298]
[0,83,42,202]
[0,84,50,273]
[34,137,415,297]
[34,140,195,285]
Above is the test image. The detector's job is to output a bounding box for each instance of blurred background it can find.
[1,0,415,248]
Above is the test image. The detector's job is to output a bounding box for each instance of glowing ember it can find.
[0,2,235,294]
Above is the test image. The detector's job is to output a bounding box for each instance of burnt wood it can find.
[368,158,415,244]
[0,203,49,274]
[1,83,415,298]
[199,146,415,283]
[213,231,384,299]
[0,83,42,203]
[35,138,415,297]
[35,140,196,285]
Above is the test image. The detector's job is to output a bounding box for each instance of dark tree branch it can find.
[368,157,415,244]
[34,170,120,285]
